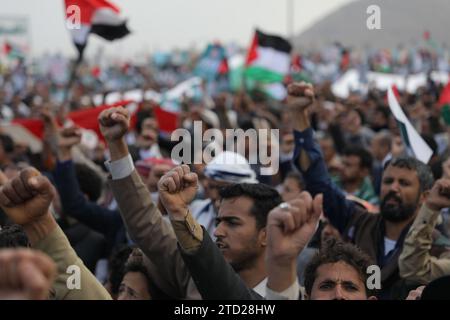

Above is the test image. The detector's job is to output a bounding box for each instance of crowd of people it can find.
[1,38,450,300]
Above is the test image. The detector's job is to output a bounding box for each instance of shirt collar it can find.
[253,277,268,297]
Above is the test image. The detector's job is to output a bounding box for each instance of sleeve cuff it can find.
[105,154,134,180]
[293,128,315,149]
[265,280,300,300]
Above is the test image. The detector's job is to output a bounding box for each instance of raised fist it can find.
[267,192,323,265]
[158,165,198,219]
[0,168,56,226]
[58,126,82,150]
[287,82,316,113]
[98,106,130,142]
[0,249,56,300]
[425,178,450,212]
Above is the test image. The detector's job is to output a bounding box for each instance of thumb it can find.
[0,170,8,187]
[21,168,55,201]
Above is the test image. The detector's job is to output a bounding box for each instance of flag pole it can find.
[63,46,84,105]
[287,0,294,42]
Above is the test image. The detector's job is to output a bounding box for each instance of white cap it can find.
[204,151,258,184]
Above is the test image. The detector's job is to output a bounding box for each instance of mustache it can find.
[382,192,402,205]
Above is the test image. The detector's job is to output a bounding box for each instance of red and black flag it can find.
[64,0,130,59]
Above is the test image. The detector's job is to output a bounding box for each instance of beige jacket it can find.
[109,170,200,299]
[34,225,112,300]
[399,204,450,284]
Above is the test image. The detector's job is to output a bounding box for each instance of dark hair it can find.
[285,171,305,190]
[386,157,434,192]
[374,106,390,121]
[0,134,14,153]
[108,245,134,296]
[374,130,392,149]
[122,249,153,296]
[0,224,30,248]
[74,163,103,202]
[219,183,282,230]
[304,239,374,297]
[135,110,154,135]
[342,146,373,170]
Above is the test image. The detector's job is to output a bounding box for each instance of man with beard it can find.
[333,146,379,206]
[287,82,435,299]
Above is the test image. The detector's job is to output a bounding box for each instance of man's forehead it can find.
[218,197,254,217]
[315,262,363,284]
[383,165,419,180]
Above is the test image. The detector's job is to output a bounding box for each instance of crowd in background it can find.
[0,38,450,300]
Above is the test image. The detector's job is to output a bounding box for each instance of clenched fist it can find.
[0,168,55,226]
[267,192,323,264]
[0,249,56,300]
[266,192,323,292]
[98,106,130,142]
[287,82,316,113]
[425,178,450,212]
[158,165,198,220]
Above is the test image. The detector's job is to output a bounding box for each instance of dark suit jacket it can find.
[109,170,200,299]
[180,227,263,300]
[53,160,127,253]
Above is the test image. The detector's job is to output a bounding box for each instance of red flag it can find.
[11,100,179,141]
[154,107,179,133]
[11,119,45,140]
[12,100,132,140]
[439,82,450,106]
[384,85,401,104]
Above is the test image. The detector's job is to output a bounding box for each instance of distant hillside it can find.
[294,0,450,49]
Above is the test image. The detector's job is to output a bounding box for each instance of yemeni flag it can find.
[245,29,292,83]
[439,82,450,125]
[64,0,130,59]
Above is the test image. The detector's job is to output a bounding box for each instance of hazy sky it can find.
[2,0,354,58]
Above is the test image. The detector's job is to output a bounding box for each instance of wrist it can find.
[22,213,58,246]
[57,148,72,162]
[267,260,297,292]
[106,138,129,161]
[291,110,311,131]
[168,206,189,221]
[424,202,442,213]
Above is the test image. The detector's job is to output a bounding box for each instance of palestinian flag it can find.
[245,29,292,83]
[439,81,450,125]
[387,86,433,164]
[64,0,130,58]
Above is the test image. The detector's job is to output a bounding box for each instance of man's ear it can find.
[259,227,267,247]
